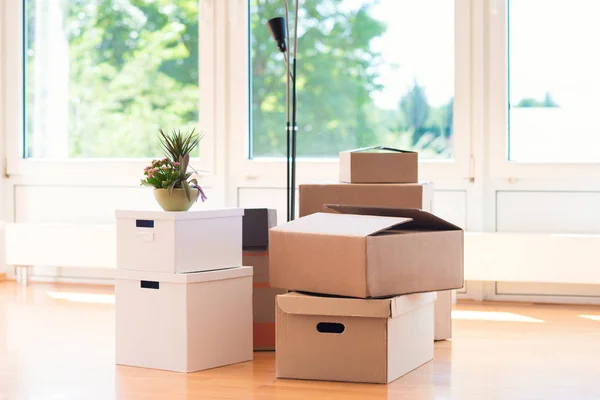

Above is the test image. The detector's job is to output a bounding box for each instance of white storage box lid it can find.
[115,208,244,221]
[278,291,437,318]
[116,266,252,284]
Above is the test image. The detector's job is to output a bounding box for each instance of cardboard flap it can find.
[277,292,436,318]
[270,212,413,237]
[325,205,461,231]
[277,292,392,318]
[342,146,416,154]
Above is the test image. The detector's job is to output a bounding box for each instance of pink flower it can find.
[148,173,153,178]
[162,165,169,170]
[174,162,180,167]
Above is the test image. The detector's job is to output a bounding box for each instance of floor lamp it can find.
[266,0,299,222]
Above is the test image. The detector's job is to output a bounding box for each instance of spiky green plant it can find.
[140,154,207,202]
[158,128,202,163]
[140,127,208,203]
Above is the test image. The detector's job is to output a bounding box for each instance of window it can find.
[508,0,600,163]
[24,0,199,159]
[249,0,454,160]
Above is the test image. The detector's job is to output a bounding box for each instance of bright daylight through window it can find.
[250,0,454,159]
[24,0,199,158]
[508,0,600,162]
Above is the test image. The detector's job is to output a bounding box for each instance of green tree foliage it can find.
[251,0,454,159]
[393,81,453,158]
[26,0,459,160]
[251,0,387,157]
[26,0,199,158]
[515,92,559,108]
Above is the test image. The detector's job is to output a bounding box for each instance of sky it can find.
[339,0,454,110]
[509,0,600,111]
[338,0,600,112]
[334,0,600,161]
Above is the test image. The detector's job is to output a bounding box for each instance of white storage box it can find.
[116,208,243,274]
[434,290,453,341]
[276,291,435,384]
[115,266,253,373]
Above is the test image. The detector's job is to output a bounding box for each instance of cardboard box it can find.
[434,290,453,341]
[242,209,283,350]
[244,250,270,285]
[276,291,435,384]
[243,249,286,350]
[116,208,243,274]
[253,285,287,350]
[299,182,433,217]
[270,205,464,298]
[339,146,418,183]
[115,267,253,373]
[242,208,278,250]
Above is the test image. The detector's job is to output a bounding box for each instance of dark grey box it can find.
[242,208,278,250]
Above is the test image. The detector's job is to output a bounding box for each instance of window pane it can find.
[249,0,454,159]
[508,0,600,162]
[25,0,199,158]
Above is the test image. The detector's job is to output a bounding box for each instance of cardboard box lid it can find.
[277,292,436,318]
[325,205,462,231]
[270,212,414,237]
[115,208,244,221]
[340,146,416,155]
[116,266,252,284]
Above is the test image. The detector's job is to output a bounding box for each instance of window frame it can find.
[2,0,218,188]
[488,0,600,180]
[227,0,473,189]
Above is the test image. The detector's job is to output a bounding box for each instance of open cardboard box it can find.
[276,291,435,384]
[270,205,464,298]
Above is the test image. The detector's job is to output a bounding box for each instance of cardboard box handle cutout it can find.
[140,280,160,290]
[316,322,345,334]
[136,219,155,228]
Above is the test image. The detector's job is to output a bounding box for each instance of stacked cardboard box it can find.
[269,148,464,384]
[242,208,286,351]
[299,147,453,341]
[114,209,253,373]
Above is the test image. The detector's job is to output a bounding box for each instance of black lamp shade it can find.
[266,17,287,53]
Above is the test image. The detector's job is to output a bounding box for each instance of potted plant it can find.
[141,128,207,212]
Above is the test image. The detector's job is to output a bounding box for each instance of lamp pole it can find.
[267,1,299,222]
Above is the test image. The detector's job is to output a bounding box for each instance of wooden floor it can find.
[1,282,599,400]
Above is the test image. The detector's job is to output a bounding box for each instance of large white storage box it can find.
[116,208,243,274]
[115,266,253,373]
[434,290,453,341]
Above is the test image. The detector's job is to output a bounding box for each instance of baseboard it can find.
[3,266,115,285]
[458,280,600,305]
